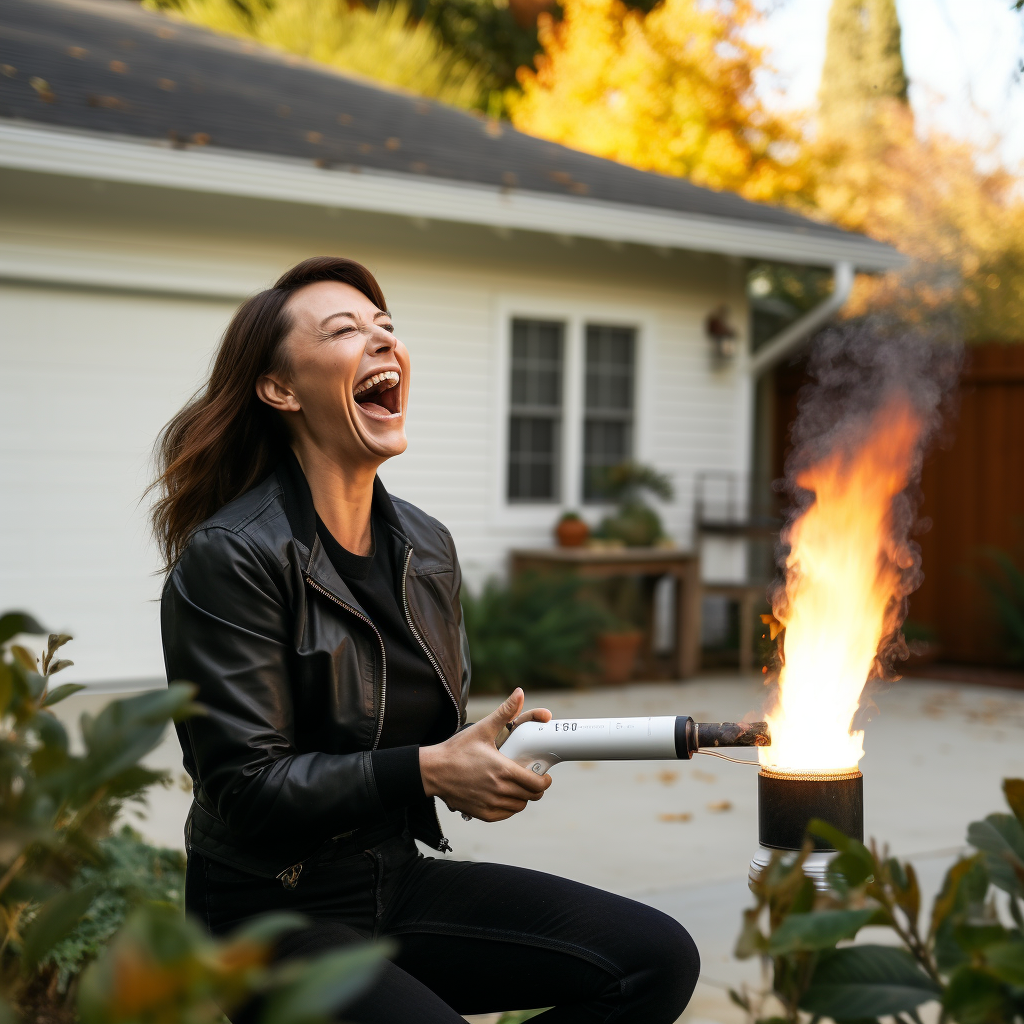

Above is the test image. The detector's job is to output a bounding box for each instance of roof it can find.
[0,0,903,269]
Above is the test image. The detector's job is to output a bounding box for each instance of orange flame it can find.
[759,395,923,773]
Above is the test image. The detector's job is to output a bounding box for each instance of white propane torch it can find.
[499,715,770,775]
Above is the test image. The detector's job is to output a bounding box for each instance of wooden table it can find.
[509,547,702,679]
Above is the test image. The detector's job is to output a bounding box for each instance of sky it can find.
[753,0,1024,169]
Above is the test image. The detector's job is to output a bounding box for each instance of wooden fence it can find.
[913,343,1024,665]
[770,342,1024,667]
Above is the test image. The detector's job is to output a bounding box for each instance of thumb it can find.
[483,687,524,738]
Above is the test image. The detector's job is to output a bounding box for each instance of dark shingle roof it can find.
[1,0,857,245]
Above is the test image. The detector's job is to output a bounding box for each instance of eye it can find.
[381,322,395,333]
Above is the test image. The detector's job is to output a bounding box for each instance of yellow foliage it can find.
[811,103,1024,340]
[150,0,486,109]
[509,0,811,203]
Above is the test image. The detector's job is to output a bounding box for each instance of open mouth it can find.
[353,369,401,418]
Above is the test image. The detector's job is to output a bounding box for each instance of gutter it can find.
[746,261,855,376]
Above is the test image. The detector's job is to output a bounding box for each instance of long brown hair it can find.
[151,256,388,570]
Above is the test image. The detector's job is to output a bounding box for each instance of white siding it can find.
[0,179,751,685]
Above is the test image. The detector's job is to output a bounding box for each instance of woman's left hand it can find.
[419,689,553,822]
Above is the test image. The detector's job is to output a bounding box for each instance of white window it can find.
[507,318,565,502]
[505,317,638,506]
[583,324,636,502]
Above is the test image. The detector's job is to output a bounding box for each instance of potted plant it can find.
[555,511,589,548]
[595,577,645,685]
[594,463,674,548]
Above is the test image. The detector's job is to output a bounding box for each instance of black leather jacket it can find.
[160,463,470,880]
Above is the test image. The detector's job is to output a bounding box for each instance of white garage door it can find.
[0,283,233,686]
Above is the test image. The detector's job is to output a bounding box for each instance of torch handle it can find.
[499,716,769,775]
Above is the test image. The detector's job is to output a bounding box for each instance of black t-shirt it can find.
[316,510,453,812]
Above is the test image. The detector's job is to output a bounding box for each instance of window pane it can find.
[583,419,632,501]
[584,324,636,502]
[508,319,564,502]
[508,416,560,501]
[511,319,563,411]
[586,325,634,413]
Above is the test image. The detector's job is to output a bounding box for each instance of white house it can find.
[0,0,900,687]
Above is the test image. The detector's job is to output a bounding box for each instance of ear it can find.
[256,373,301,413]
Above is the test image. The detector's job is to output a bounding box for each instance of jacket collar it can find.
[276,449,411,608]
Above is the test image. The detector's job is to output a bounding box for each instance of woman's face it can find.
[260,280,411,466]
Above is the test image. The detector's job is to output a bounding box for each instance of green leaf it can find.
[801,946,942,1018]
[931,855,987,939]
[889,859,921,926]
[728,988,751,1011]
[0,660,12,715]
[809,818,875,887]
[768,909,876,955]
[984,938,1024,986]
[11,645,37,674]
[968,815,1024,897]
[20,881,100,969]
[47,659,74,676]
[260,942,391,1024]
[1004,779,1024,827]
[942,965,1009,1024]
[42,683,85,708]
[0,611,47,646]
[953,923,1009,954]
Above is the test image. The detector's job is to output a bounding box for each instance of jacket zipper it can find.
[400,545,457,853]
[271,574,390,887]
[306,567,453,857]
[305,574,389,749]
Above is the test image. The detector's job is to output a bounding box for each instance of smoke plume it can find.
[771,315,963,681]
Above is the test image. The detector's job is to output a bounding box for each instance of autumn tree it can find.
[509,0,810,204]
[147,0,488,109]
[818,0,909,139]
[809,0,1024,339]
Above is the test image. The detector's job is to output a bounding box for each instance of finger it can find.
[497,767,552,798]
[482,688,525,739]
[517,708,552,724]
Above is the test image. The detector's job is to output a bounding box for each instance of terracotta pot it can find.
[596,630,644,685]
[555,517,589,548]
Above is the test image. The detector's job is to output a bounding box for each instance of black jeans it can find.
[185,827,700,1023]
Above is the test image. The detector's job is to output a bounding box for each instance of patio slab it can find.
[50,675,1024,1023]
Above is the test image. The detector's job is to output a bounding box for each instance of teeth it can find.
[353,370,400,397]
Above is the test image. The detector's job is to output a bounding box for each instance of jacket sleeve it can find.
[161,527,386,850]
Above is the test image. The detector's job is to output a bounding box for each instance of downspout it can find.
[746,261,854,377]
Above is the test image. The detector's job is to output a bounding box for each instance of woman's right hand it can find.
[419,688,552,822]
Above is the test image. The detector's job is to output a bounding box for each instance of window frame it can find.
[491,295,652,526]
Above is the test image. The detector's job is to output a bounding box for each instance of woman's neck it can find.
[291,442,378,556]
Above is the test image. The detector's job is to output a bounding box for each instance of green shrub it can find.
[0,614,387,1022]
[43,827,185,993]
[735,778,1024,1024]
[462,573,610,692]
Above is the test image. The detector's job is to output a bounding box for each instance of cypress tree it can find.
[818,0,909,138]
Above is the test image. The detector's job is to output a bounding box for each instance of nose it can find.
[367,323,397,355]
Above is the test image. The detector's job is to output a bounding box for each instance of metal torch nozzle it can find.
[674,718,771,760]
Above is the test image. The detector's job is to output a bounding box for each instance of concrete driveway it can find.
[51,675,1024,1024]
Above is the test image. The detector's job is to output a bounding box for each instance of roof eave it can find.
[0,120,906,271]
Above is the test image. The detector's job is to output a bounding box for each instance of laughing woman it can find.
[154,257,698,1023]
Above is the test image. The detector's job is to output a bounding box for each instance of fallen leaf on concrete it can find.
[657,770,678,785]
[692,769,717,783]
[658,813,692,823]
[578,761,596,770]
[707,800,732,813]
